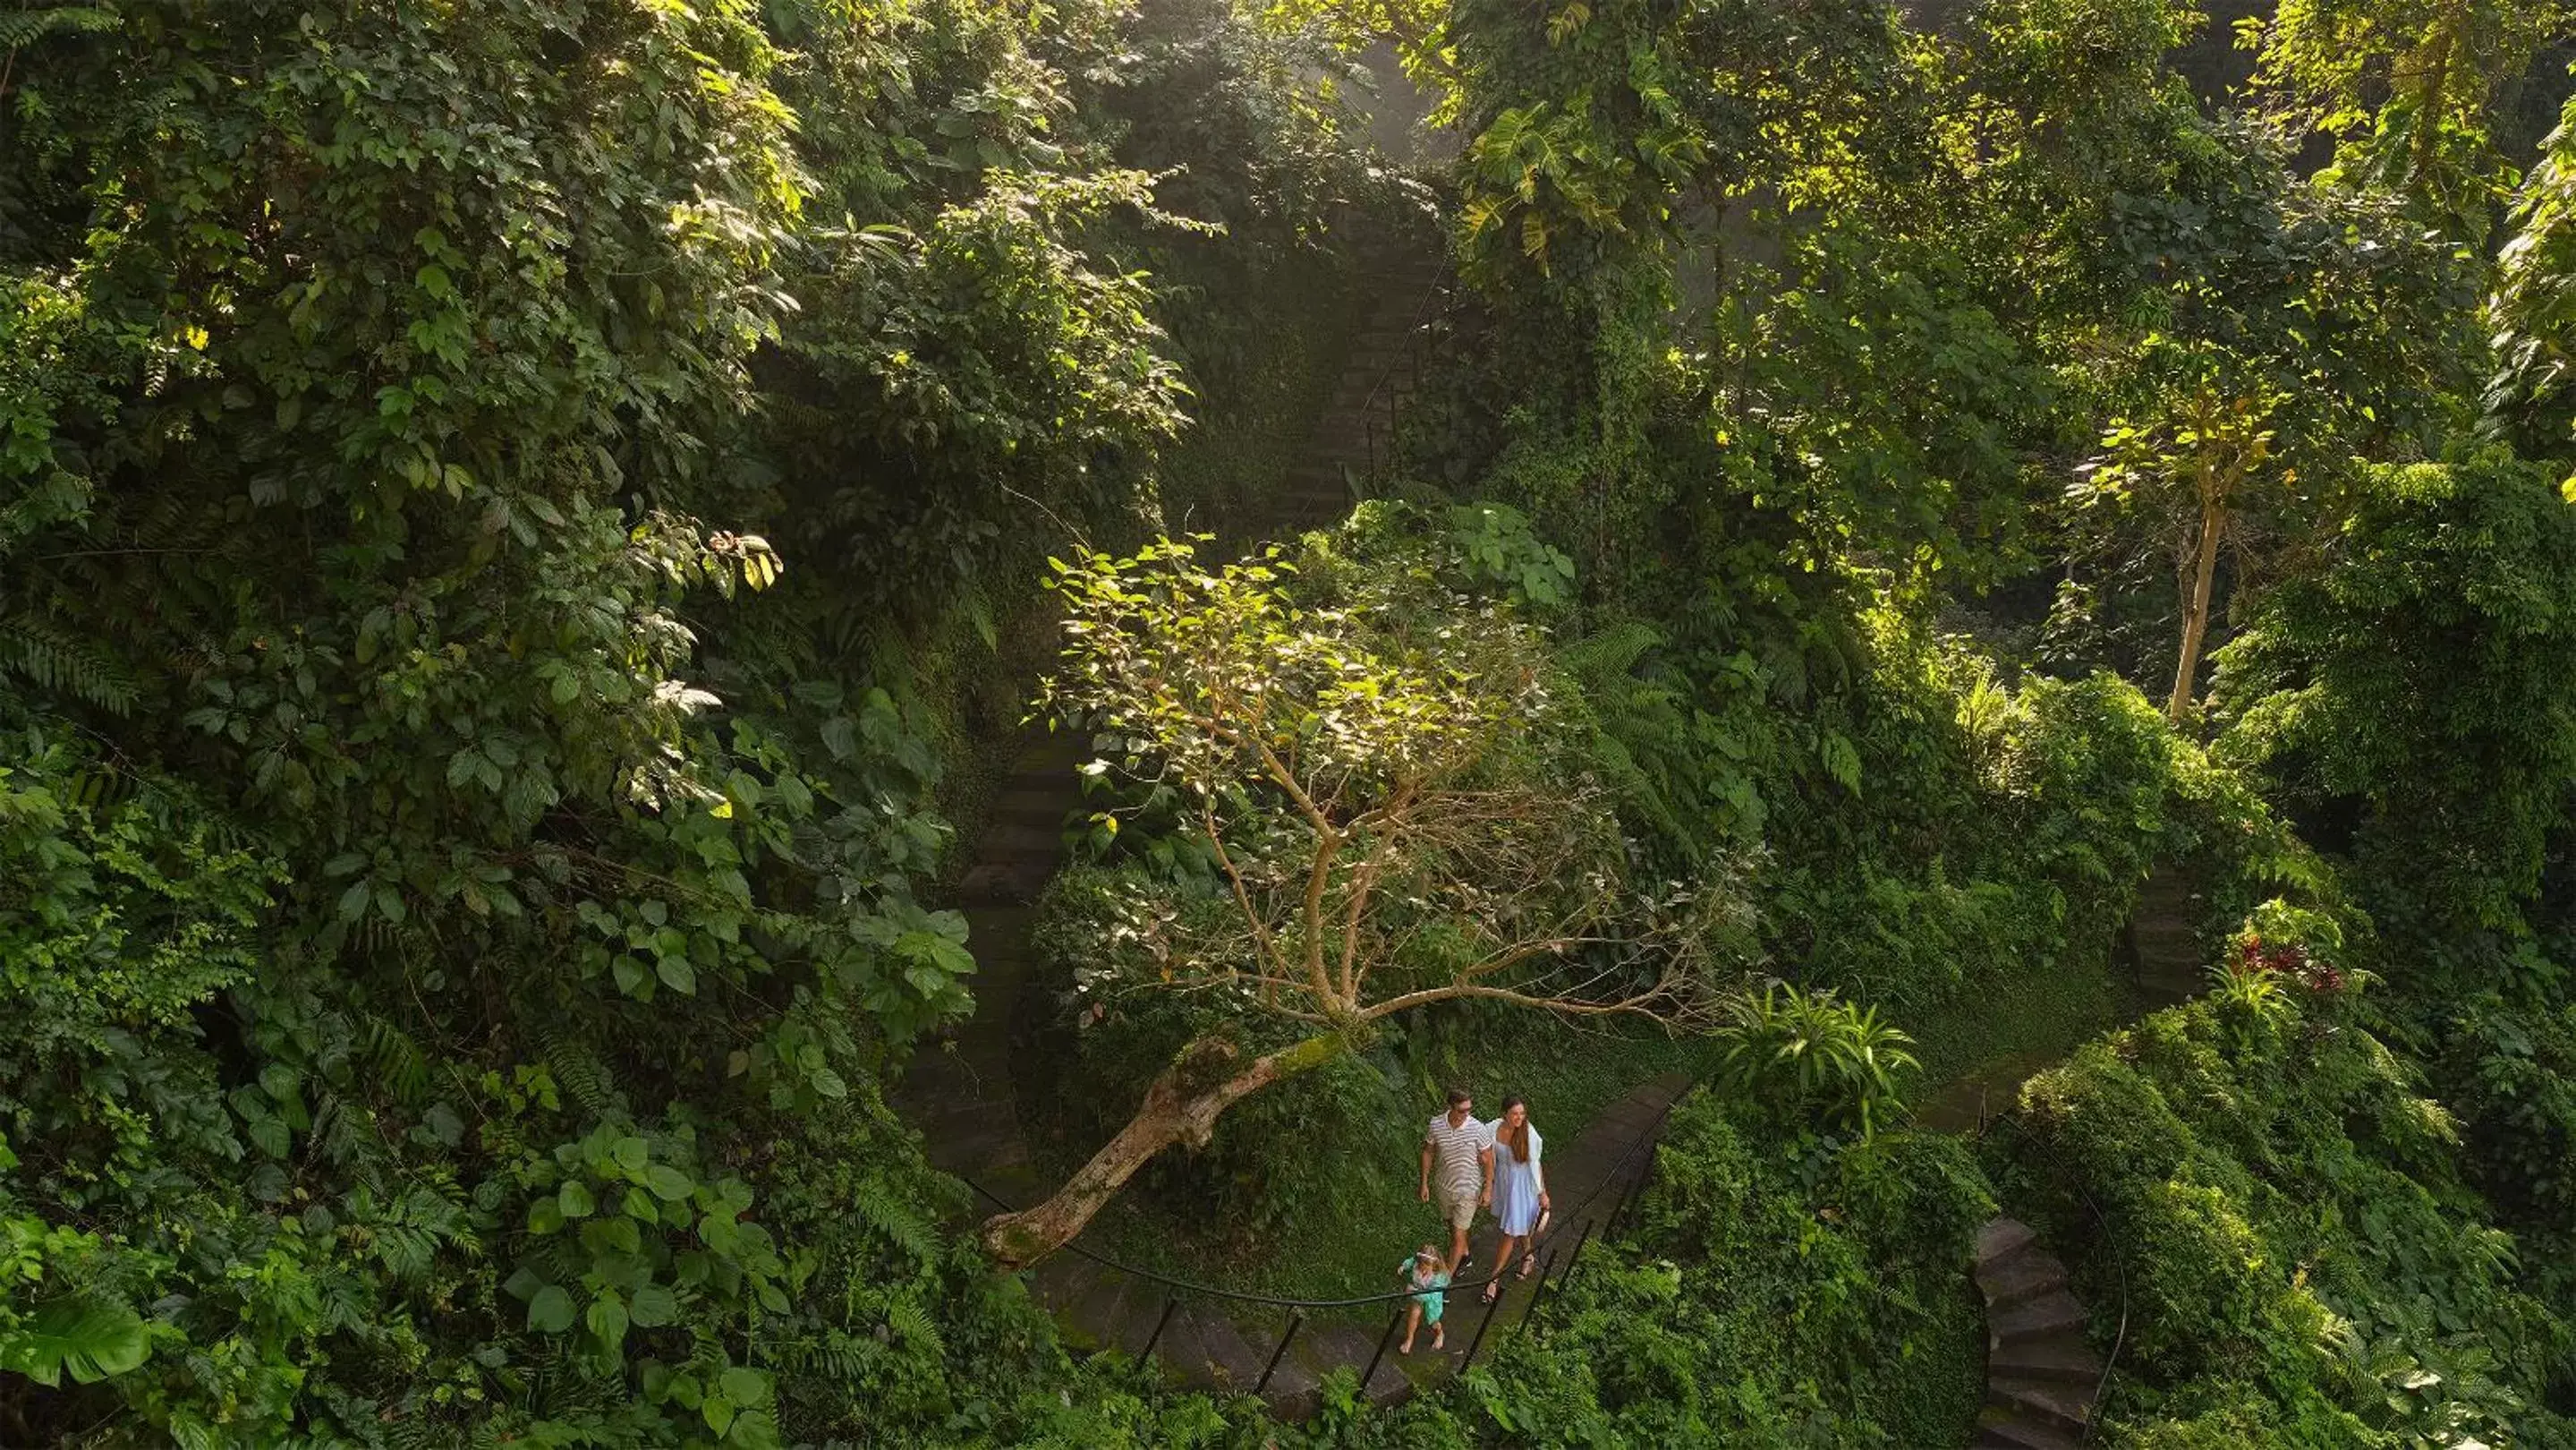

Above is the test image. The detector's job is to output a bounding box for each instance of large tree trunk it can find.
[981,1032,1350,1268]
[2167,494,2227,723]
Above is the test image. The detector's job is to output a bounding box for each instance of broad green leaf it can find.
[528,1285,575,1334]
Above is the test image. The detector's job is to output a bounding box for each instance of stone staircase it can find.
[1277,250,1449,531]
[897,228,1699,1417]
[2122,864,2206,1010]
[903,725,1085,1212]
[1951,860,2215,1447]
[1973,1219,2104,1449]
[1021,1071,1691,1416]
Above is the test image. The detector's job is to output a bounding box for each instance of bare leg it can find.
[1399,1302,1421,1353]
[1484,1233,1522,1300]
[1449,1216,1472,1278]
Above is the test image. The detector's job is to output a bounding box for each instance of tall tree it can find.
[2244,0,2569,237]
[980,540,1738,1265]
[2489,87,2576,473]
[2085,337,2286,721]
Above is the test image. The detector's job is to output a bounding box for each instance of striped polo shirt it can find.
[1424,1111,1492,1198]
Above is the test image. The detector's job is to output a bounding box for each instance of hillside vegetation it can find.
[4,1,2576,1447]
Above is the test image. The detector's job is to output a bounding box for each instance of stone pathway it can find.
[893,232,1695,1415]
[1028,1071,1690,1417]
[1962,861,2208,1448]
[2122,864,2207,1010]
[1972,1219,2102,1449]
[1279,252,1447,530]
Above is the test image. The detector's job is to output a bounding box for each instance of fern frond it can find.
[884,1294,943,1357]
[0,6,118,53]
[1555,618,1662,683]
[530,1023,623,1120]
[1558,618,1702,856]
[363,1016,432,1107]
[849,1175,939,1265]
[0,615,140,713]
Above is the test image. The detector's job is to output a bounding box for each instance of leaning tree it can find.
[980,537,1739,1267]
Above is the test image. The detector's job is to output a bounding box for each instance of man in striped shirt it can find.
[1420,1088,1494,1279]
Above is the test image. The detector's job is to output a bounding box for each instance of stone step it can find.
[1145,1302,1210,1385]
[1031,1254,1110,1335]
[962,900,1037,933]
[1187,1304,1266,1391]
[1976,1218,2037,1267]
[956,859,1053,905]
[1975,1247,2069,1309]
[1988,1290,2087,1345]
[990,792,1077,825]
[1974,1409,2084,1450]
[1987,1338,2103,1386]
[920,1113,1024,1176]
[1067,1266,1146,1349]
[914,1082,1018,1131]
[904,1054,1014,1112]
[1252,1322,1321,1415]
[1299,1324,1381,1390]
[1990,1375,2094,1435]
[982,820,1067,858]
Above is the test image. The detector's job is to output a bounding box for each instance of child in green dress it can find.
[1397,1243,1450,1353]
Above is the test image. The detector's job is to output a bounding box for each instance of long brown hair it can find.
[1499,1096,1530,1162]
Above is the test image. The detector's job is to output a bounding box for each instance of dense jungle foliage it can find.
[7,0,2576,1446]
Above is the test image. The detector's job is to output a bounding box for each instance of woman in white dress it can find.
[1482,1096,1548,1302]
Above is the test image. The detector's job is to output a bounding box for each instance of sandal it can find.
[1517,1257,1537,1281]
[1482,1281,1501,1304]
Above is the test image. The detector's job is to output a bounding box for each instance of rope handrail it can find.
[1350,265,1456,486]
[963,1086,1681,1313]
[1975,1108,2131,1444]
[1352,269,1451,435]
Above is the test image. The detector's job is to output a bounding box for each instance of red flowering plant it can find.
[2206,900,2366,1052]
[2231,935,2349,994]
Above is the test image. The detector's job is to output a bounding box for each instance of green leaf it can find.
[528,1284,575,1334]
[527,1197,566,1235]
[559,1180,596,1219]
[656,955,696,994]
[2,1299,149,1386]
[630,1283,680,1327]
[587,1292,629,1352]
[645,1164,694,1201]
[718,1365,768,1407]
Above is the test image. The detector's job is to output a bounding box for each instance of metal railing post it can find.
[1137,1293,1177,1361]
[1604,1178,1636,1236]
[1254,1311,1304,1395]
[1543,1218,1596,1306]
[1358,1308,1403,1395]
[1456,1275,1506,1372]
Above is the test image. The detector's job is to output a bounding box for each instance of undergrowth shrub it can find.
[1709,981,1920,1137]
[2012,979,2576,1447]
[1450,1091,1994,1446]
